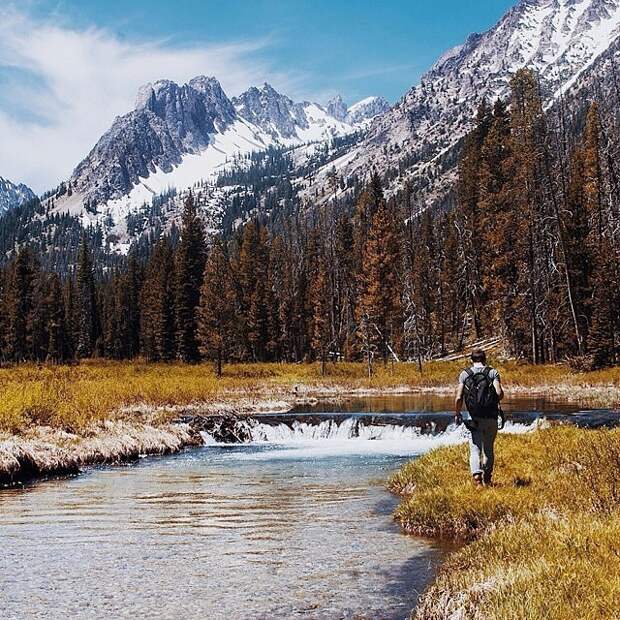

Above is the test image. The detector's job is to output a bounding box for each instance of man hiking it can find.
[455,348,504,486]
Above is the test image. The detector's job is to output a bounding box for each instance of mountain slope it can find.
[46,78,380,252]
[0,176,36,214]
[67,77,364,213]
[316,0,620,207]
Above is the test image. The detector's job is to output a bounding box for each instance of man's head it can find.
[471,348,487,364]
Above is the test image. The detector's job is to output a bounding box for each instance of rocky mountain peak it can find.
[0,176,36,214]
[326,95,348,121]
[233,83,310,140]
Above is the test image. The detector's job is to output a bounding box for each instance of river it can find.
[1,395,615,620]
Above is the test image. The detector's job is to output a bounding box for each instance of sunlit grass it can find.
[0,359,619,433]
[390,426,620,619]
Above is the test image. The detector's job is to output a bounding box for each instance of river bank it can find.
[0,399,294,486]
[390,425,620,619]
[1,360,619,485]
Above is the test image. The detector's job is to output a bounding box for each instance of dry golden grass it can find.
[390,426,620,619]
[0,359,619,434]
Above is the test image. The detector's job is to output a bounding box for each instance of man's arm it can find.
[494,377,504,401]
[455,383,464,415]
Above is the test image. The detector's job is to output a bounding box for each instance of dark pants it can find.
[469,417,498,477]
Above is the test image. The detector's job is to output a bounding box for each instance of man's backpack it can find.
[463,367,499,419]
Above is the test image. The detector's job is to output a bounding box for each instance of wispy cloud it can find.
[0,6,297,192]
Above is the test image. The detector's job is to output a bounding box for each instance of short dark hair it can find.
[471,348,487,364]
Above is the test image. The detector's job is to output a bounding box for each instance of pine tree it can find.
[356,197,402,371]
[589,234,617,368]
[508,69,551,362]
[310,253,332,374]
[76,236,97,358]
[175,194,206,363]
[46,273,69,363]
[63,277,77,359]
[334,215,357,359]
[4,248,39,362]
[28,273,50,361]
[579,104,617,366]
[141,238,176,361]
[455,99,492,337]
[564,145,593,352]
[125,256,142,358]
[197,238,234,376]
[237,220,270,361]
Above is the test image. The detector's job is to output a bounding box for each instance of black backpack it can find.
[463,367,499,419]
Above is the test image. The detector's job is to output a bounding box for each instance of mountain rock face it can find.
[232,83,354,143]
[345,96,391,125]
[329,0,620,206]
[71,77,238,205]
[326,95,349,121]
[0,176,35,214]
[232,83,305,140]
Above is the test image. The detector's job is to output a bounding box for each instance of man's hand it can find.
[454,412,463,425]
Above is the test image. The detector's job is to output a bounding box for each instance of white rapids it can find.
[200,417,540,460]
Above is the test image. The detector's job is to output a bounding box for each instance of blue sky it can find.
[27,0,515,103]
[0,0,516,191]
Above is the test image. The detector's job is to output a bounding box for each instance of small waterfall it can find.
[248,418,442,442]
[199,415,537,447]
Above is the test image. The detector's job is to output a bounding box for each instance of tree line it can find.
[0,68,617,372]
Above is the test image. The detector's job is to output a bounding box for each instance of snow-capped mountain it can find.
[0,176,35,214]
[326,95,390,126]
[232,83,352,144]
[315,0,620,206]
[27,0,620,259]
[49,77,381,249]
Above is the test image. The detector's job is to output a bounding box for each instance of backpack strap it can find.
[462,368,475,391]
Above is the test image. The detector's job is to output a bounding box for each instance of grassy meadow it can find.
[0,359,619,433]
[2,358,620,614]
[390,426,620,619]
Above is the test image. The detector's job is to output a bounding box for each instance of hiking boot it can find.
[483,471,493,486]
[473,473,484,487]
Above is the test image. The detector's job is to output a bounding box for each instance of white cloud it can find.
[0,6,298,193]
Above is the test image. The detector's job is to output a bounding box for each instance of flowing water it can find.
[1,395,617,620]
